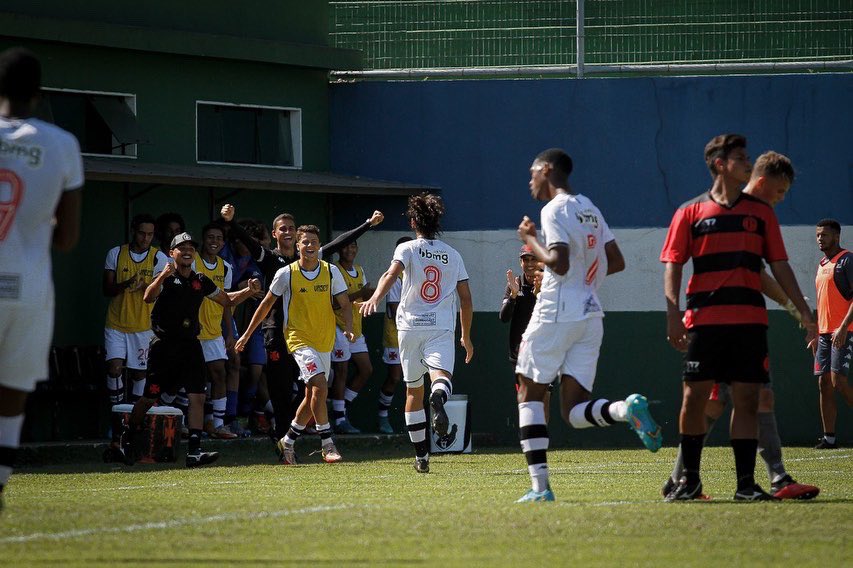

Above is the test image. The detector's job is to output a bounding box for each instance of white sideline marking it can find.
[0,504,353,544]
[787,454,851,462]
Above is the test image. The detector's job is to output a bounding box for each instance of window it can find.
[196,102,302,169]
[37,89,143,157]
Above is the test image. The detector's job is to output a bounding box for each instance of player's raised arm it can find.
[321,210,384,258]
[143,261,176,303]
[518,216,569,275]
[360,261,404,317]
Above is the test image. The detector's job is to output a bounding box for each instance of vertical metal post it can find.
[576,0,585,79]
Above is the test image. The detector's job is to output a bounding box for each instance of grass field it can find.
[1,442,850,566]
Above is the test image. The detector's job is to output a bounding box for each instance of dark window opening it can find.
[197,104,295,167]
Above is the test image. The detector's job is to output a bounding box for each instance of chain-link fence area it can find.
[330,1,853,71]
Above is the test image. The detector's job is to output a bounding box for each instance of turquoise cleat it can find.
[625,394,662,452]
[516,487,555,503]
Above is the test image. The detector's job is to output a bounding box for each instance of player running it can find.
[360,193,474,474]
[513,148,661,503]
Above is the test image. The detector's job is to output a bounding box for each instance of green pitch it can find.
[2,444,850,565]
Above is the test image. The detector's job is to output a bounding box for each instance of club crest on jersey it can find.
[575,209,600,228]
[418,248,449,265]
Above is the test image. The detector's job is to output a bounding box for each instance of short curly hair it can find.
[406,193,445,239]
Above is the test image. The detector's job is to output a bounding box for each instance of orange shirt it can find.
[815,249,853,333]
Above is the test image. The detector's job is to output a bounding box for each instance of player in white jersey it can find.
[514,149,661,503]
[361,193,473,473]
[0,48,83,510]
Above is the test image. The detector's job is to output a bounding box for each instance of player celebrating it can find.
[813,219,853,448]
[662,135,814,501]
[0,48,83,510]
[360,193,474,474]
[236,225,354,464]
[330,240,374,434]
[513,148,660,503]
[119,232,260,467]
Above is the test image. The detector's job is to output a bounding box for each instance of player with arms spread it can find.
[0,48,83,509]
[361,193,474,474]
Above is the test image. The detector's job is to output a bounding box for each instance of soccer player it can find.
[103,213,169,404]
[330,240,375,433]
[220,204,383,459]
[662,135,815,501]
[119,232,260,467]
[154,212,185,250]
[812,219,853,448]
[360,193,474,474]
[663,151,820,499]
[194,222,238,439]
[513,148,660,503]
[236,225,354,464]
[0,47,83,510]
[376,236,412,434]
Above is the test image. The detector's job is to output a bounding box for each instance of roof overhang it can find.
[84,157,435,197]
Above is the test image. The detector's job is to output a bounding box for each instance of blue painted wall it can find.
[330,74,853,230]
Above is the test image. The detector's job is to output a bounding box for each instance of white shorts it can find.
[0,301,54,393]
[200,337,227,363]
[331,328,368,362]
[293,346,331,383]
[104,327,154,370]
[515,318,603,392]
[398,329,455,389]
[383,346,401,365]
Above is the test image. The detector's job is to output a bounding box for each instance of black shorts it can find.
[145,336,206,398]
[683,325,769,384]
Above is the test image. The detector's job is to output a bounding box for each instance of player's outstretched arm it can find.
[235,290,277,352]
[456,280,474,363]
[768,260,817,345]
[321,211,384,258]
[220,204,266,262]
[226,278,261,306]
[359,261,403,317]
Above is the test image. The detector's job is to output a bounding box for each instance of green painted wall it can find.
[345,312,845,447]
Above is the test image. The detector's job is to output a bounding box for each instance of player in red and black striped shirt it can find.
[660,134,815,501]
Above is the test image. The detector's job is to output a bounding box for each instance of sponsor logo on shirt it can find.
[411,312,437,326]
[314,284,329,292]
[575,209,600,228]
[0,139,43,168]
[418,248,449,265]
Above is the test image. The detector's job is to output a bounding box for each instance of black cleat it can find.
[186,449,220,468]
[118,427,135,466]
[414,458,430,474]
[814,438,838,449]
[662,476,678,498]
[665,476,704,502]
[734,484,779,501]
[430,391,449,438]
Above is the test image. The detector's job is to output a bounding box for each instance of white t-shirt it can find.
[532,192,614,323]
[0,117,83,305]
[104,246,169,274]
[393,237,469,331]
[269,261,347,325]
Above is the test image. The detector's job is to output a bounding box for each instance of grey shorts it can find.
[814,333,853,377]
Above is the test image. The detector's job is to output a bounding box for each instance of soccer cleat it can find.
[814,438,838,449]
[334,419,362,435]
[186,449,220,468]
[665,477,705,502]
[414,457,430,473]
[275,438,298,465]
[430,391,449,438]
[734,484,779,501]
[209,425,238,440]
[625,394,662,452]
[662,476,678,498]
[378,416,394,434]
[771,475,820,500]
[516,487,556,503]
[321,443,343,463]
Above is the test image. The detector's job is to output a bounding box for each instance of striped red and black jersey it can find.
[660,191,788,328]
